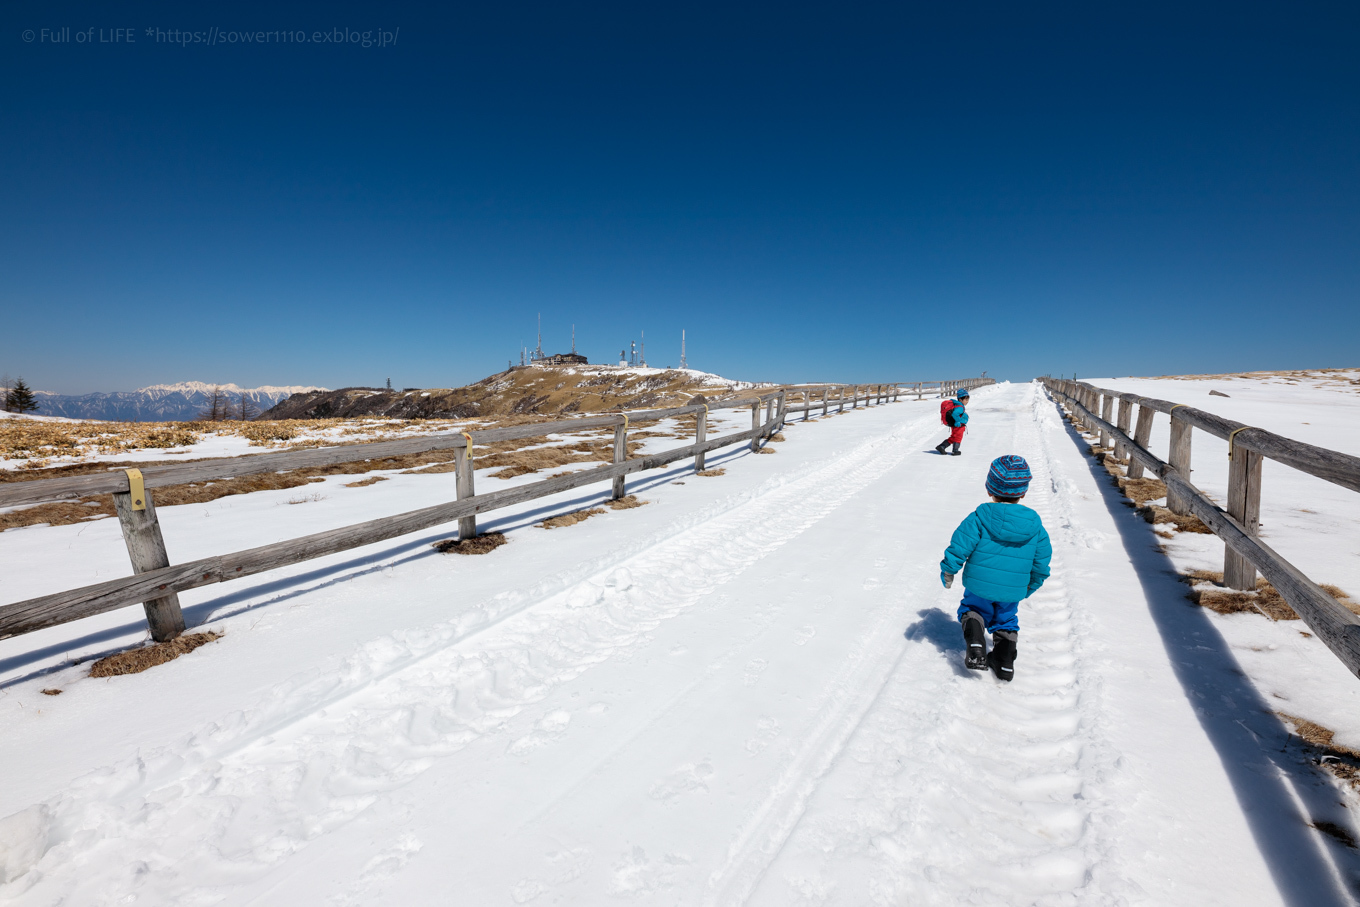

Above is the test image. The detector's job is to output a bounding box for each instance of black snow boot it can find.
[987,630,1017,682]
[961,611,987,670]
[935,441,949,454]
[950,442,962,456]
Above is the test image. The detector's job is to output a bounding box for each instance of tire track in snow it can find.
[3,405,945,905]
[740,383,1133,905]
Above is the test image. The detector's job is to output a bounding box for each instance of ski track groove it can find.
[4,403,943,905]
[744,384,1134,906]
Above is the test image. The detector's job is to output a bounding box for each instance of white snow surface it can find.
[2,381,1359,904]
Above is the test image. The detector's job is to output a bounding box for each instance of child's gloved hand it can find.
[941,572,955,589]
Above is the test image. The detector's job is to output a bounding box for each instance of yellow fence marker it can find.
[1227,425,1253,460]
[124,468,147,511]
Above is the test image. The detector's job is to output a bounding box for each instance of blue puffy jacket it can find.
[949,406,969,428]
[940,503,1052,602]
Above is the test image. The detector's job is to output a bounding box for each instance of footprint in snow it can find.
[507,710,572,755]
[794,626,817,646]
[648,761,714,803]
[742,658,768,686]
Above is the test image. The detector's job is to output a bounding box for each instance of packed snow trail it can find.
[2,382,1356,905]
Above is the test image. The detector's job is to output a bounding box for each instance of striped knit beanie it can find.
[986,455,1031,498]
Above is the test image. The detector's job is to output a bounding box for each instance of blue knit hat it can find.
[956,389,970,401]
[986,455,1031,498]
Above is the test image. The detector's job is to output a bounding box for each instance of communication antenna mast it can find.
[534,314,544,361]
[640,330,646,368]
[679,330,687,370]
[571,325,576,355]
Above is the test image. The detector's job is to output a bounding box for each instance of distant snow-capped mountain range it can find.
[32,382,328,422]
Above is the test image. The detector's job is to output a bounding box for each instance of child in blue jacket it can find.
[939,455,1051,681]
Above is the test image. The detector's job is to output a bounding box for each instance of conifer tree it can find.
[8,377,38,415]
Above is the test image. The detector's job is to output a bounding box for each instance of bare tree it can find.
[197,386,230,422]
[237,392,260,421]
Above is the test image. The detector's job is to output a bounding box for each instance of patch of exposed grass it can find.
[1279,712,1360,798]
[607,495,646,510]
[538,507,606,529]
[89,631,222,677]
[696,468,726,477]
[1140,504,1212,534]
[769,432,786,443]
[343,476,388,488]
[433,531,507,555]
[756,446,777,454]
[1183,570,1358,620]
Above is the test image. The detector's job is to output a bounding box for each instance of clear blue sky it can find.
[3,1,1357,393]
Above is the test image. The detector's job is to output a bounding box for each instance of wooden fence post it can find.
[750,402,761,451]
[1167,413,1192,514]
[1116,399,1133,463]
[821,388,829,417]
[695,406,707,472]
[839,387,846,412]
[802,390,810,421]
[1224,443,1263,589]
[113,477,185,642]
[1100,393,1114,449]
[1125,405,1155,479]
[455,442,477,539]
[765,396,775,431]
[612,419,628,499]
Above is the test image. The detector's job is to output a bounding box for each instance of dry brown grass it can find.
[343,476,388,488]
[1140,504,1212,534]
[40,688,61,696]
[756,446,777,454]
[1279,712,1360,799]
[89,631,221,677]
[1080,439,1212,533]
[697,468,726,477]
[769,432,786,443]
[607,495,646,510]
[538,508,606,529]
[433,531,507,555]
[1183,570,1359,620]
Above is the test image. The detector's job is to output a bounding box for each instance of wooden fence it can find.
[1041,377,1360,679]
[782,378,996,417]
[5,375,983,646]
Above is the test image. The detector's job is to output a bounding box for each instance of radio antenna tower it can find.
[534,314,544,362]
[679,330,687,370]
[640,330,646,368]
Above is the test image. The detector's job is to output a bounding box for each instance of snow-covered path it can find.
[2,382,1357,905]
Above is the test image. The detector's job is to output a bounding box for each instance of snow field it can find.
[1,381,1358,905]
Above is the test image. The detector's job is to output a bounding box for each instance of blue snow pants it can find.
[957,589,1020,633]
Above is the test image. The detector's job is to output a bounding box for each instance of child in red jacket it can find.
[935,390,969,456]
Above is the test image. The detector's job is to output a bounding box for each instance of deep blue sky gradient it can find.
[3,1,1358,393]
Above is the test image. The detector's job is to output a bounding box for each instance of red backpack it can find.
[940,399,956,425]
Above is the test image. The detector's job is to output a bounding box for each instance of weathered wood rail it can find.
[781,378,996,418]
[1041,377,1360,679]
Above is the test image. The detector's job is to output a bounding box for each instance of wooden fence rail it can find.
[1041,377,1360,679]
[0,392,787,642]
